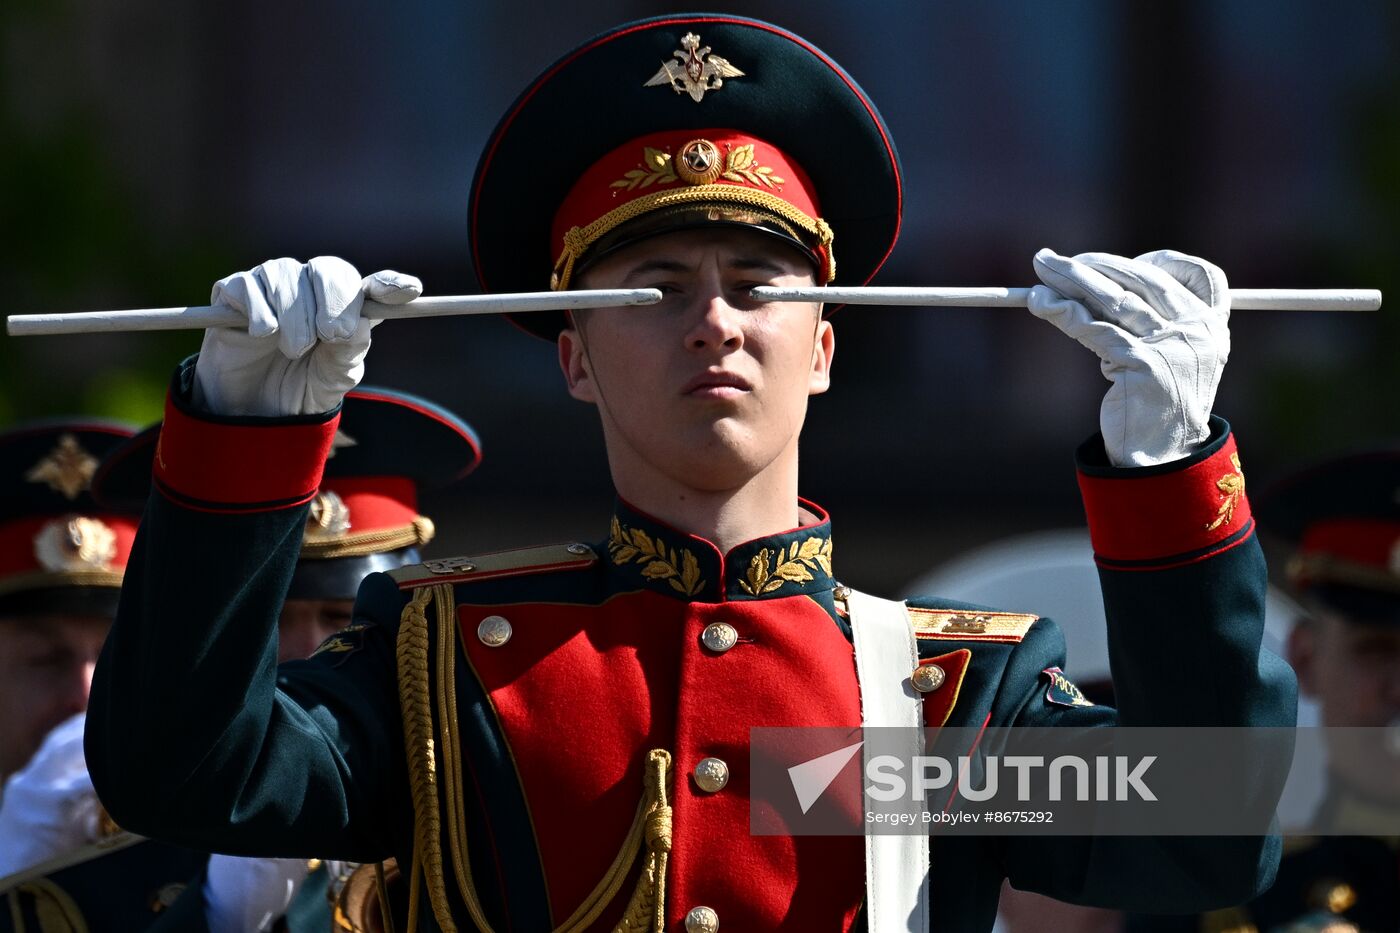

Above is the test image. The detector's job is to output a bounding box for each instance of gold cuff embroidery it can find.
[1206,453,1246,532]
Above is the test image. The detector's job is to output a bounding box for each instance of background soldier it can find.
[0,420,143,876]
[0,421,137,789]
[1,391,479,931]
[0,420,210,928]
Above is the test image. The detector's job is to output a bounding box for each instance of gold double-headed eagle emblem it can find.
[644,33,744,102]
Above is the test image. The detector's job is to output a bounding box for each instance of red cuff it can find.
[153,394,339,512]
[1078,433,1254,569]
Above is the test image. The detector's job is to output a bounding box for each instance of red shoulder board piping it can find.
[909,608,1038,644]
[388,542,597,588]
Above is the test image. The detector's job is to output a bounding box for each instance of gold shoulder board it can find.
[909,608,1038,643]
[389,542,597,588]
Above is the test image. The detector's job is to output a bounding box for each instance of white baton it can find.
[4,286,1381,336]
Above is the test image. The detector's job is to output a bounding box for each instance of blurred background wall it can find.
[2,0,1396,593]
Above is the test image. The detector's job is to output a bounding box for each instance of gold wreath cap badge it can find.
[33,515,118,573]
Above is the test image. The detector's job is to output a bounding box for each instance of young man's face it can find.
[0,614,110,779]
[558,227,833,494]
[1290,613,1400,801]
[1291,614,1400,728]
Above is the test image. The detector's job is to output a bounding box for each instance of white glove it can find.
[193,257,422,416]
[203,855,310,933]
[0,713,102,876]
[1027,249,1230,467]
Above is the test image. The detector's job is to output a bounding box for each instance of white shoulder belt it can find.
[845,588,931,933]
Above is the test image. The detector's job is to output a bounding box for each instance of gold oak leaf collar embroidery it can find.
[606,507,836,601]
[609,516,705,598]
[740,537,833,597]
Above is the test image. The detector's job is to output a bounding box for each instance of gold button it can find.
[700,622,738,653]
[676,139,723,186]
[477,615,513,647]
[693,757,729,793]
[911,664,946,693]
[1310,880,1357,914]
[685,905,719,933]
[833,584,852,600]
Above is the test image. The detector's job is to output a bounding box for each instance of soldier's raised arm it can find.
[909,248,1297,922]
[84,259,425,861]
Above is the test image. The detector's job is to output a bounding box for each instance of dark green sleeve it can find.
[992,437,1298,912]
[922,424,1297,928]
[87,491,411,863]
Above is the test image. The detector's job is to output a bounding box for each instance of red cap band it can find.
[0,514,138,586]
[321,476,419,534]
[1298,519,1400,572]
[549,129,832,289]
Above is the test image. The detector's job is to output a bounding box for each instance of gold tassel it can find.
[609,749,674,933]
[641,749,674,933]
[396,585,456,932]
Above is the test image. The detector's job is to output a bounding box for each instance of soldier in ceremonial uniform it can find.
[1,392,479,931]
[85,14,1296,933]
[0,421,143,869]
[0,421,137,789]
[0,420,213,928]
